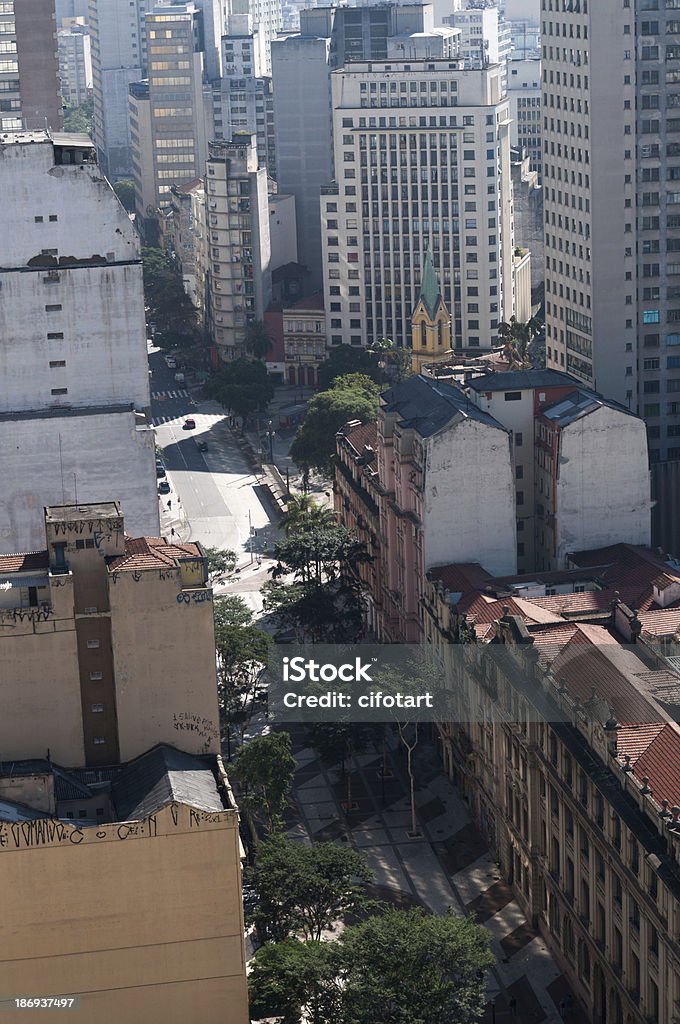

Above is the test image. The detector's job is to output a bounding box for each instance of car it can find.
[158,480,171,495]
[174,372,186,384]
[165,356,177,369]
[183,417,196,430]
[196,440,208,452]
[156,465,166,479]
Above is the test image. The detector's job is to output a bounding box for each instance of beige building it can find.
[282,292,326,387]
[0,744,249,1024]
[0,503,219,767]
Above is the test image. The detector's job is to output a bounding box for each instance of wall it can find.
[0,409,159,553]
[109,569,220,762]
[424,417,517,576]
[554,408,651,567]
[268,193,298,272]
[0,802,249,1024]
[15,0,63,131]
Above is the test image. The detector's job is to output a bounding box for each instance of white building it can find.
[268,191,297,272]
[204,134,272,361]
[507,57,540,178]
[444,3,511,81]
[58,21,93,107]
[0,131,158,553]
[231,0,282,76]
[320,60,514,352]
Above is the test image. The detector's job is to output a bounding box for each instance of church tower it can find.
[410,247,452,374]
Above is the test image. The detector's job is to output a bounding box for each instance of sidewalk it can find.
[284,726,579,1024]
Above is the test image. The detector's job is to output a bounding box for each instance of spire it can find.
[419,246,442,320]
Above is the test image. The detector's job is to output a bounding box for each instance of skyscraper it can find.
[0,0,62,131]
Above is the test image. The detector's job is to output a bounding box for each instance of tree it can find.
[203,546,237,584]
[213,595,270,748]
[336,908,494,1024]
[248,938,338,1024]
[369,338,413,384]
[284,495,337,537]
[230,732,296,841]
[306,721,379,812]
[205,357,274,433]
[290,374,380,478]
[245,319,273,360]
[62,97,93,134]
[142,246,200,350]
[317,345,381,390]
[247,836,373,943]
[113,179,136,213]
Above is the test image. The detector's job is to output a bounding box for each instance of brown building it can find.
[3,1,63,131]
[0,744,249,1023]
[0,503,220,767]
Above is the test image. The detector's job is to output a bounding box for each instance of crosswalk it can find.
[153,412,225,429]
[151,389,189,400]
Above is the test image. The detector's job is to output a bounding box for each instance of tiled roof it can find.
[0,550,49,574]
[344,421,378,455]
[466,369,579,392]
[616,723,666,763]
[381,375,507,438]
[527,589,629,616]
[638,609,680,636]
[428,562,493,592]
[569,544,680,611]
[107,536,203,573]
[111,744,225,821]
[525,622,582,667]
[628,723,680,808]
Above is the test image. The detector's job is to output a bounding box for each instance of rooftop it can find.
[107,536,204,573]
[285,291,325,312]
[466,369,581,393]
[0,551,49,575]
[45,502,121,523]
[381,375,507,438]
[541,387,636,425]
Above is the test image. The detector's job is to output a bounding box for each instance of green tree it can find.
[203,546,237,584]
[230,732,296,841]
[248,938,339,1024]
[284,495,337,537]
[290,374,379,478]
[213,596,270,748]
[336,908,493,1024]
[370,338,413,384]
[244,319,273,360]
[113,179,136,213]
[142,246,199,350]
[248,836,373,943]
[62,97,93,134]
[317,345,381,390]
[205,357,274,433]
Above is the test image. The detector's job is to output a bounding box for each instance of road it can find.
[149,346,282,614]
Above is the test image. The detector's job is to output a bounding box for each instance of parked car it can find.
[174,372,186,384]
[158,480,171,495]
[196,439,208,452]
[165,356,177,369]
[183,417,196,430]
[156,465,166,479]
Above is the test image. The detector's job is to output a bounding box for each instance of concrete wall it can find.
[0,802,249,1024]
[424,417,517,576]
[555,408,651,566]
[0,409,159,553]
[109,569,220,762]
[268,193,297,272]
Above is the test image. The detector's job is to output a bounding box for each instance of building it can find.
[320,59,514,351]
[272,3,438,289]
[422,548,680,1024]
[166,178,205,308]
[0,503,219,768]
[0,745,249,1023]
[57,19,92,107]
[0,131,158,552]
[268,191,297,271]
[445,1,511,79]
[410,247,452,375]
[204,134,271,361]
[89,0,152,180]
[467,370,651,573]
[507,57,541,178]
[282,293,326,386]
[511,146,543,299]
[128,79,157,236]
[0,0,62,131]
[234,0,282,76]
[513,246,531,322]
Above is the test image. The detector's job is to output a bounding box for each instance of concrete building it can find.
[204,134,271,361]
[128,79,157,236]
[445,1,511,77]
[0,503,219,768]
[268,191,297,271]
[166,178,204,307]
[282,293,326,386]
[0,746,249,1023]
[57,19,92,107]
[272,3,437,289]
[0,131,158,552]
[0,0,62,131]
[320,59,514,351]
[513,246,531,322]
[511,146,543,298]
[56,0,90,21]
[507,57,540,178]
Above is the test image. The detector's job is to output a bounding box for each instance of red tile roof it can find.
[344,421,378,455]
[615,722,666,763]
[630,723,680,807]
[638,609,680,636]
[428,562,493,592]
[569,544,680,611]
[108,537,203,573]
[0,551,49,574]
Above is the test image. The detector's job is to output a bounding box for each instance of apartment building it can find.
[320,59,514,351]
[0,502,219,768]
[0,130,158,552]
[445,1,512,77]
[423,550,680,1024]
[57,18,92,107]
[0,0,62,131]
[204,134,271,361]
[282,292,326,386]
[507,56,541,178]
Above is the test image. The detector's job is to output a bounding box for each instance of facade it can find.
[166,178,204,307]
[445,3,511,73]
[57,19,92,107]
[320,60,514,351]
[507,57,541,178]
[0,131,158,552]
[268,191,298,271]
[511,146,543,296]
[204,134,271,361]
[0,746,249,1023]
[282,293,326,386]
[128,79,156,236]
[0,0,62,131]
[513,247,532,322]
[0,503,219,768]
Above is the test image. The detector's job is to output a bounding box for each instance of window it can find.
[49,360,65,368]
[515,432,523,446]
[643,310,661,323]
[504,391,522,401]
[516,491,524,506]
[93,737,106,745]
[45,304,62,312]
[90,671,103,681]
[91,703,104,713]
[516,465,523,479]
[50,388,67,395]
[47,332,64,340]
[86,639,100,649]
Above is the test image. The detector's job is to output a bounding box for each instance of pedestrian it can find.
[508,996,517,1017]
[171,527,175,537]
[167,499,172,510]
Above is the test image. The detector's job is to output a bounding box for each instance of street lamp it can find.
[266,420,274,463]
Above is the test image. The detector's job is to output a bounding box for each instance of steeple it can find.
[419,245,442,320]
[410,247,451,375]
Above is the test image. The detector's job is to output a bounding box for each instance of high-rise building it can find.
[541,0,680,553]
[320,59,514,351]
[232,0,282,76]
[57,19,92,107]
[0,0,62,131]
[204,134,272,361]
[0,131,158,552]
[272,3,437,288]
[445,1,511,74]
[507,57,541,179]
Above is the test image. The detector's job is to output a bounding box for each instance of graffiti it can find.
[176,590,212,605]
[189,809,223,828]
[131,570,142,583]
[1,605,52,625]
[0,818,84,850]
[170,803,179,827]
[173,712,218,741]
[93,531,111,550]
[52,517,122,538]
[110,571,119,585]
[117,814,157,840]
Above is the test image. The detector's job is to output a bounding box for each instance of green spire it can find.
[419,246,442,320]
